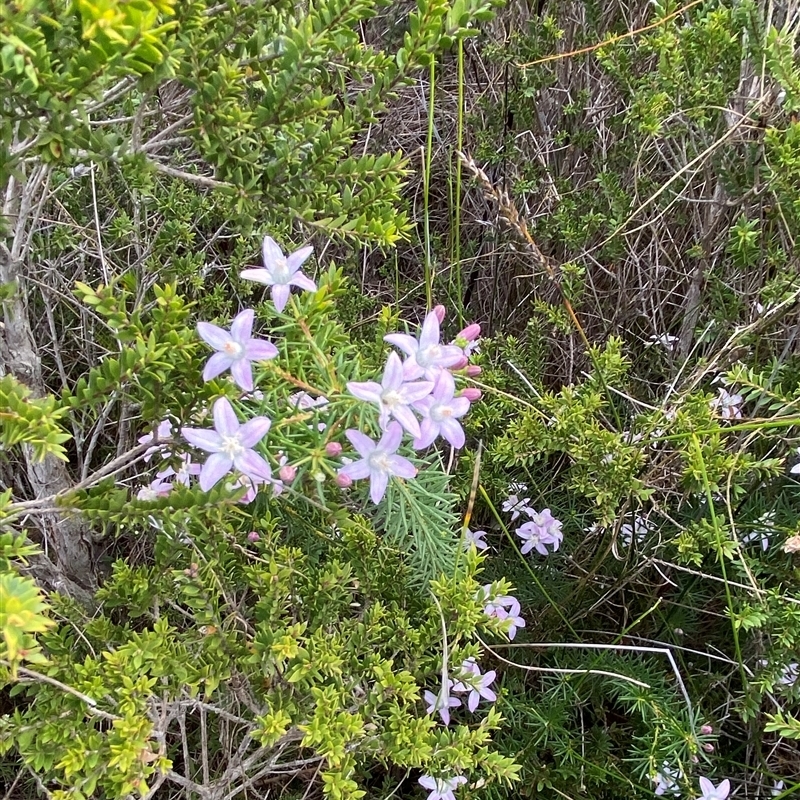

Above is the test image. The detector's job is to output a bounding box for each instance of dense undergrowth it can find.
[2,0,800,799]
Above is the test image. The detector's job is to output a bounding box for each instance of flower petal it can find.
[399,380,435,404]
[387,454,416,479]
[419,310,441,348]
[197,321,232,351]
[182,427,223,453]
[384,333,419,356]
[203,352,233,382]
[347,381,383,404]
[234,450,272,482]
[289,272,316,292]
[369,470,389,504]
[244,340,278,361]
[392,405,421,438]
[240,267,274,286]
[378,421,403,454]
[213,397,240,437]
[382,352,405,389]
[345,429,376,458]
[450,397,471,417]
[440,418,465,449]
[419,777,437,792]
[230,309,254,342]
[339,459,371,480]
[413,418,438,450]
[272,283,291,312]
[698,778,715,796]
[262,236,284,266]
[238,416,271,447]
[231,359,254,391]
[200,452,233,491]
[286,245,314,272]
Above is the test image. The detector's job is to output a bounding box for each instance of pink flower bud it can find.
[325,441,343,457]
[700,724,713,735]
[336,472,352,488]
[465,365,482,377]
[451,355,469,370]
[458,323,481,341]
[247,531,260,542]
[432,304,446,323]
[460,388,482,402]
[702,743,714,753]
[279,464,297,483]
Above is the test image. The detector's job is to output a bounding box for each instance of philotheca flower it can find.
[338,422,416,504]
[413,369,471,449]
[182,397,272,492]
[451,658,497,711]
[240,236,316,312]
[197,309,278,392]
[696,777,730,800]
[515,508,563,556]
[418,775,467,800]
[346,351,433,437]
[423,680,461,726]
[384,308,464,381]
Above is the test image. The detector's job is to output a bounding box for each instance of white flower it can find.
[620,515,652,546]
[652,761,682,796]
[240,236,316,312]
[502,483,532,520]
[741,512,773,552]
[647,333,679,351]
[696,777,730,800]
[418,775,467,800]
[772,780,784,797]
[710,387,743,420]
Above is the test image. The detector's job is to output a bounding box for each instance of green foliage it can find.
[0,373,71,461]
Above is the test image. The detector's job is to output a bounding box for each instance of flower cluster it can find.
[137,239,483,513]
[419,658,497,800]
[342,306,482,503]
[134,237,319,503]
[516,508,563,556]
[136,419,202,500]
[501,485,564,557]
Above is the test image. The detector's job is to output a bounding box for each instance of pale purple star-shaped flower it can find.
[157,454,201,486]
[710,387,743,420]
[418,775,467,800]
[137,477,173,501]
[240,236,316,312]
[463,528,488,551]
[516,508,563,556]
[697,777,730,800]
[139,419,173,461]
[413,369,471,449]
[424,680,461,726]
[384,309,464,381]
[481,586,526,640]
[502,482,531,520]
[347,352,433,437]
[225,473,264,504]
[182,397,272,492]
[451,658,497,711]
[338,422,416,504]
[197,309,278,392]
